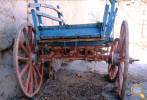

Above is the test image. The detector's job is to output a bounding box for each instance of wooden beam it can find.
[28,3,63,15]
[36,11,64,23]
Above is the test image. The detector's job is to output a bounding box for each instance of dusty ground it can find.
[17,61,147,100]
[19,68,118,100]
[36,69,117,100]
[18,72,147,100]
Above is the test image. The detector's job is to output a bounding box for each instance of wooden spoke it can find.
[26,42,31,53]
[118,63,124,94]
[28,69,33,95]
[20,64,30,77]
[19,42,29,56]
[33,64,41,79]
[25,66,31,92]
[108,64,118,81]
[28,27,34,49]
[18,56,29,62]
[32,65,38,89]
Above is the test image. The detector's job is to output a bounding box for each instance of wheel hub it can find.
[112,52,120,65]
[31,53,37,63]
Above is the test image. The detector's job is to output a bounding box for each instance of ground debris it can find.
[18,69,147,100]
[34,69,118,100]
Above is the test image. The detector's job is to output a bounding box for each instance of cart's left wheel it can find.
[13,24,43,97]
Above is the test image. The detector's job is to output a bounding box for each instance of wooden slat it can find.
[28,3,62,15]
[40,37,103,43]
[36,11,64,23]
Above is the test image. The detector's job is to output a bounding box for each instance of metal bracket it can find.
[129,58,139,64]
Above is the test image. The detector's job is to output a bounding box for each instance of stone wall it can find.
[0,0,16,51]
[0,0,21,99]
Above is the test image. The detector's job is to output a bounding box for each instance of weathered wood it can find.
[28,3,63,15]
[36,11,64,23]
[40,37,103,43]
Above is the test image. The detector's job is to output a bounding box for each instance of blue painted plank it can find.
[39,23,102,39]
[40,28,101,39]
[31,9,40,40]
[39,23,102,30]
[102,4,109,31]
[34,0,42,24]
[105,8,117,36]
[104,0,116,36]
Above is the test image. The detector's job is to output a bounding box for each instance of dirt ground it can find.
[19,68,118,100]
[17,63,147,100]
[37,70,117,100]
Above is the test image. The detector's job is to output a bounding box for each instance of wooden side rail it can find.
[28,3,63,16]
[29,2,65,25]
[36,11,65,23]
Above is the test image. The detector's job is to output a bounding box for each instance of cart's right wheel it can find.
[13,24,43,97]
[116,21,129,100]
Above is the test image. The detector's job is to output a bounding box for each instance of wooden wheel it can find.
[108,64,118,81]
[108,39,119,81]
[13,24,43,97]
[116,21,129,100]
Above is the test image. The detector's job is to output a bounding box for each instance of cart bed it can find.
[39,23,102,39]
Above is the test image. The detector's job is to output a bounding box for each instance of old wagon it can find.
[13,0,129,100]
